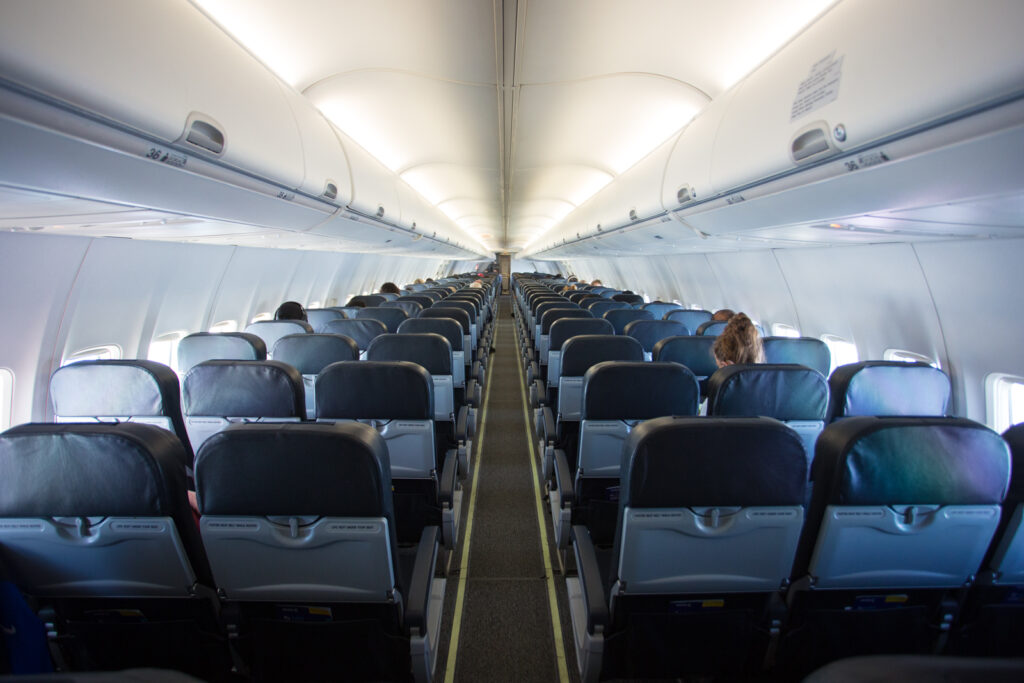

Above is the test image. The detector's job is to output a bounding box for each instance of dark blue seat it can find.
[305,308,344,331]
[781,416,1010,677]
[346,294,386,307]
[272,333,360,419]
[567,416,808,681]
[623,319,691,358]
[585,299,630,319]
[665,309,713,329]
[763,336,832,377]
[381,299,423,318]
[642,301,683,320]
[177,332,267,374]
[0,422,225,678]
[603,308,653,335]
[828,360,951,420]
[244,320,313,355]
[356,306,409,333]
[652,335,718,399]
[319,317,389,353]
[195,422,444,682]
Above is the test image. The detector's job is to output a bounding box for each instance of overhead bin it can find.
[337,128,401,222]
[709,0,1024,194]
[660,90,736,211]
[0,0,307,190]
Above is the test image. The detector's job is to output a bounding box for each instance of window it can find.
[820,335,858,376]
[209,320,238,333]
[690,304,706,311]
[61,344,122,366]
[987,373,1024,433]
[0,368,13,431]
[251,312,272,323]
[309,300,322,310]
[772,323,801,338]
[883,349,940,368]
[147,331,188,373]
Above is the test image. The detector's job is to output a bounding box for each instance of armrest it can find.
[527,360,538,385]
[539,405,556,443]
[530,379,546,408]
[455,406,468,442]
[571,525,609,635]
[472,361,484,385]
[465,378,479,407]
[439,449,458,506]
[552,449,575,508]
[405,525,440,636]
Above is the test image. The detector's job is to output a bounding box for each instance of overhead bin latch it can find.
[790,120,839,164]
[179,112,225,156]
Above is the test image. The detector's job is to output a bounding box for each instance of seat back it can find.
[580,361,699,480]
[559,335,644,421]
[642,302,683,320]
[381,299,423,318]
[604,308,654,335]
[305,308,344,331]
[244,320,313,356]
[346,294,385,307]
[797,417,1009,590]
[356,306,409,333]
[182,360,305,453]
[707,364,829,463]
[399,317,466,387]
[196,422,398,602]
[367,333,455,422]
[402,294,435,309]
[763,337,832,377]
[547,318,615,383]
[665,309,713,329]
[612,293,644,305]
[420,307,473,355]
[272,334,360,419]
[533,301,576,341]
[624,319,691,359]
[316,361,436,480]
[585,300,630,319]
[697,319,767,337]
[328,306,363,319]
[539,309,594,361]
[50,359,192,464]
[652,335,718,397]
[829,360,951,420]
[319,318,389,354]
[614,416,808,594]
[987,424,1024,583]
[177,332,266,374]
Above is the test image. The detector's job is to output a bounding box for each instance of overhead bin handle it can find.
[790,122,834,163]
[180,113,225,155]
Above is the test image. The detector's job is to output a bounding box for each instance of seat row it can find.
[0,420,444,682]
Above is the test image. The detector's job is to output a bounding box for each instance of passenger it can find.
[590,279,603,286]
[425,277,435,283]
[469,280,483,289]
[712,313,764,367]
[274,300,307,321]
[414,278,424,284]
[712,308,736,322]
[380,282,401,294]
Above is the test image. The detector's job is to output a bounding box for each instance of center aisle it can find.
[437,295,579,683]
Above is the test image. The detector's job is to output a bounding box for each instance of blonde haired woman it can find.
[712,313,764,366]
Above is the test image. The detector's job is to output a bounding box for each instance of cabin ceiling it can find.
[192,0,837,254]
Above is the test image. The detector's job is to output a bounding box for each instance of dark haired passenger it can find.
[380,282,401,295]
[712,308,736,322]
[274,301,307,322]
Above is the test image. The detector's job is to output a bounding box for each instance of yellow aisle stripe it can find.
[516,351,571,683]
[443,318,496,683]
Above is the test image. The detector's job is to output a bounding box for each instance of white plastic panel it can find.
[809,505,1000,590]
[618,506,804,594]
[336,127,400,221]
[660,89,736,209]
[276,82,352,203]
[711,0,1024,194]
[577,420,631,479]
[0,0,305,188]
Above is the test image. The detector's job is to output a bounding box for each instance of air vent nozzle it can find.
[323,182,338,200]
[676,185,694,204]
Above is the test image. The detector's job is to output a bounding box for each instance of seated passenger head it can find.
[712,308,736,322]
[713,313,764,367]
[567,275,577,282]
[590,279,603,286]
[274,301,307,322]
[469,280,483,289]
[379,282,401,294]
[414,278,424,284]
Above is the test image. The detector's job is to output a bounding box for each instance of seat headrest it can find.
[380,300,423,318]
[304,309,344,331]
[612,294,644,305]
[355,307,409,333]
[366,333,452,375]
[183,361,304,418]
[315,361,433,420]
[195,423,392,518]
[245,320,314,336]
[762,337,832,377]
[540,309,594,333]
[623,319,691,351]
[651,335,718,377]
[178,332,267,373]
[549,318,615,351]
[829,361,951,418]
[0,422,190,518]
[271,334,360,375]
[419,307,470,333]
[584,361,699,420]
[561,335,644,377]
[346,294,385,307]
[665,309,713,330]
[641,302,683,319]
[603,308,654,334]
[707,364,829,421]
[50,360,179,418]
[696,320,728,336]
[398,318,463,351]
[814,417,1009,505]
[318,318,388,351]
[432,300,476,323]
[622,416,808,508]
[584,300,630,318]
